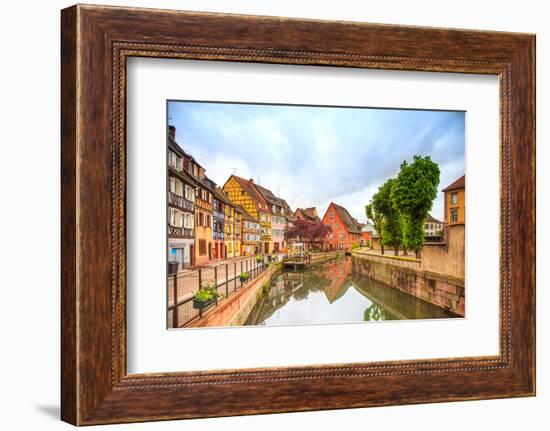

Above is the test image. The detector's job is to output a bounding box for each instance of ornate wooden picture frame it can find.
[61,4,535,425]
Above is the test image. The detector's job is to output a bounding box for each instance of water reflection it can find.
[246,257,458,326]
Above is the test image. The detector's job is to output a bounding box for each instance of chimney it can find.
[168,125,176,140]
[249,178,254,183]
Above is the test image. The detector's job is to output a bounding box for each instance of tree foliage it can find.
[285,219,332,246]
[371,178,402,252]
[390,155,440,253]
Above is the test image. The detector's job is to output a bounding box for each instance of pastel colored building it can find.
[254,184,288,253]
[322,202,363,253]
[442,175,465,226]
[167,126,197,268]
[223,175,272,255]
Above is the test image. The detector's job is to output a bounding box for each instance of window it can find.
[451,192,458,205]
[184,185,195,202]
[168,151,182,170]
[199,239,207,256]
[169,177,183,196]
[425,223,429,230]
[329,212,334,220]
[339,233,344,241]
[451,208,458,222]
[206,214,211,227]
[184,213,194,229]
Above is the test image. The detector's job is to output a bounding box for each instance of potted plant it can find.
[192,282,218,310]
[239,272,251,283]
[256,255,263,264]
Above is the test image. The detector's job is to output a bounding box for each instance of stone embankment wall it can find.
[352,250,465,316]
[190,263,282,327]
[309,251,339,264]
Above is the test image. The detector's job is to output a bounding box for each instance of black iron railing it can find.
[168,258,267,328]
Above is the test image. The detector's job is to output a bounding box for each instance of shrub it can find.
[239,272,250,280]
[194,289,215,303]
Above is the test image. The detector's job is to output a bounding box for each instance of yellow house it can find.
[223,175,272,254]
[442,175,465,225]
[224,198,236,258]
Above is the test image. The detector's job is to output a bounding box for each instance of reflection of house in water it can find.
[319,258,352,303]
[246,257,457,326]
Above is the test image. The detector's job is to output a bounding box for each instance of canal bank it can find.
[246,256,457,326]
[351,249,465,316]
[188,261,283,327]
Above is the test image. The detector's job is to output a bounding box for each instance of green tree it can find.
[365,202,384,254]
[391,156,440,258]
[372,178,402,255]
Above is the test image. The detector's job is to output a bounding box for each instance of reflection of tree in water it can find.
[363,302,397,321]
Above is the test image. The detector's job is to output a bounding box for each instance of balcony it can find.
[168,225,194,239]
[168,192,195,212]
[261,234,271,241]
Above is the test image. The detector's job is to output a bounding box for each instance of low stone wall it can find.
[352,250,465,316]
[422,224,465,279]
[190,263,282,327]
[309,251,338,264]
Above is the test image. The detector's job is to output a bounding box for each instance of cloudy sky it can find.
[168,101,465,223]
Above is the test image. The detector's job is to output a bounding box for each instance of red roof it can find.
[442,175,465,192]
[295,207,320,222]
[325,202,363,234]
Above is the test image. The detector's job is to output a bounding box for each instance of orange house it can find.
[321,202,363,253]
[442,174,465,226]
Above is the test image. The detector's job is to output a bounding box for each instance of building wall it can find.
[422,224,465,279]
[271,214,286,252]
[223,177,258,218]
[322,205,362,252]
[445,188,466,225]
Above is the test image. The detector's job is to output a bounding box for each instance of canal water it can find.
[245,257,458,326]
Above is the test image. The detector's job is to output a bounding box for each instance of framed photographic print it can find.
[61,4,535,425]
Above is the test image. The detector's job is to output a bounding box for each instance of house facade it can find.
[194,175,213,266]
[322,202,363,253]
[255,184,288,253]
[442,175,466,226]
[223,175,272,255]
[167,126,196,268]
[205,179,226,260]
[424,213,444,237]
[233,204,243,257]
[240,206,261,256]
[222,191,237,258]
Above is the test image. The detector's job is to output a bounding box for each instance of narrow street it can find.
[168,254,283,305]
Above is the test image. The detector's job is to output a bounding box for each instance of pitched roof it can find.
[425,213,443,224]
[254,183,288,214]
[229,175,270,212]
[213,186,233,206]
[235,204,258,222]
[295,207,320,222]
[362,222,378,236]
[167,135,204,169]
[328,202,363,234]
[442,175,465,192]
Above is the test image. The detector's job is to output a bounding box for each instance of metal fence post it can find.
[225,264,229,297]
[198,268,202,291]
[234,262,237,291]
[214,265,217,286]
[173,273,178,328]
